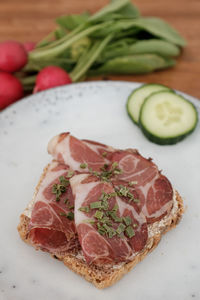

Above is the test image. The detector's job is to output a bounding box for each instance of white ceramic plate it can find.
[0,81,200,300]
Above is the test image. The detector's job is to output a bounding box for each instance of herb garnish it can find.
[88,162,122,182]
[123,216,132,226]
[109,211,122,223]
[116,223,126,235]
[52,176,69,201]
[90,201,102,209]
[80,163,88,169]
[67,170,74,178]
[94,210,104,219]
[125,226,135,238]
[79,190,138,239]
[102,224,116,238]
[59,211,74,220]
[102,152,107,157]
[79,206,90,213]
[115,185,140,203]
[64,198,69,204]
[128,181,138,186]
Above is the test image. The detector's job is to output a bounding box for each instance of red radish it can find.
[23,42,36,52]
[34,66,72,93]
[0,41,28,73]
[0,72,23,109]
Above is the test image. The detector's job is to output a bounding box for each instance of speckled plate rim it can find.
[1,80,200,116]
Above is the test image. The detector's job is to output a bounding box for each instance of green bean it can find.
[98,39,180,62]
[89,54,175,75]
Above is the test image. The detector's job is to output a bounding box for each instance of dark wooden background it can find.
[1,0,200,98]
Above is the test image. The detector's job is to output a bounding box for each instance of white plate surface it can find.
[0,81,200,300]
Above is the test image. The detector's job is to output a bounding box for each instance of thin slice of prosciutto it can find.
[111,150,173,223]
[70,173,148,265]
[47,132,115,172]
[28,161,78,254]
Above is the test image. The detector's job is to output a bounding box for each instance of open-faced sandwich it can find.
[18,132,184,289]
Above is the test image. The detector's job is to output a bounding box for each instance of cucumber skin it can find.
[126,83,172,126]
[139,123,197,145]
[139,92,198,145]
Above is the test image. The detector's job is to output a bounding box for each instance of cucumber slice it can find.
[139,91,198,145]
[127,83,171,124]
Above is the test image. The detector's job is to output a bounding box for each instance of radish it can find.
[0,72,24,109]
[0,41,28,73]
[34,66,72,93]
[23,42,36,52]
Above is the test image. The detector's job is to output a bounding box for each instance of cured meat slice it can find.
[70,174,148,265]
[83,139,115,161]
[111,150,173,223]
[28,161,77,254]
[48,132,114,172]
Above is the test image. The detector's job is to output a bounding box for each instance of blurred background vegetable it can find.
[18,0,186,91]
[0,0,187,109]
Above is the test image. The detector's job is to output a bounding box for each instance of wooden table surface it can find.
[0,0,200,98]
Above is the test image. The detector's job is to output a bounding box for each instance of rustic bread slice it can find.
[17,164,184,289]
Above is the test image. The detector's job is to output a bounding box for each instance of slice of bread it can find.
[18,163,184,289]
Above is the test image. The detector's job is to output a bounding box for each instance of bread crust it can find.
[17,164,184,289]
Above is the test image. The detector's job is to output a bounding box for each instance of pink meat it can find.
[28,161,77,254]
[111,150,173,223]
[83,139,115,161]
[70,174,148,265]
[30,133,174,263]
[48,132,114,172]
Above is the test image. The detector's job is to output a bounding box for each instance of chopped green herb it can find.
[112,204,119,211]
[101,163,109,170]
[103,223,116,238]
[100,216,112,226]
[64,198,69,204]
[123,216,132,226]
[83,219,95,224]
[115,185,130,197]
[102,199,109,210]
[59,211,74,220]
[69,205,74,209]
[60,212,67,216]
[88,162,122,182]
[128,181,138,186]
[116,223,126,235]
[125,226,135,238]
[66,211,74,220]
[109,192,117,198]
[132,198,140,203]
[90,201,102,209]
[79,206,90,213]
[97,223,106,235]
[67,170,74,178]
[109,211,122,222]
[52,184,64,201]
[133,223,138,228]
[102,152,107,157]
[113,168,123,175]
[94,210,104,219]
[115,184,140,203]
[99,191,106,201]
[52,176,69,202]
[111,161,123,175]
[80,163,88,169]
[108,228,116,238]
[59,176,69,186]
[111,162,118,169]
